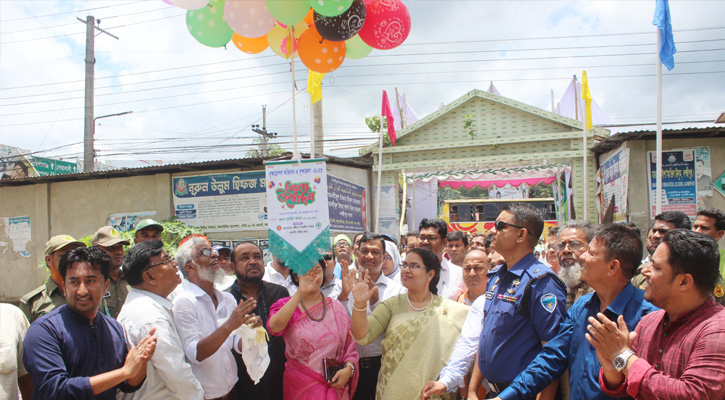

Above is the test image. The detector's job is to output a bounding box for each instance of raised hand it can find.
[339,260,354,301]
[225,298,258,330]
[351,269,378,308]
[298,266,323,295]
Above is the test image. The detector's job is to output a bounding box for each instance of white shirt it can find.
[117,288,204,400]
[321,277,342,300]
[345,272,406,358]
[0,304,28,400]
[214,275,236,292]
[438,257,465,300]
[263,262,297,296]
[172,282,241,399]
[439,295,487,391]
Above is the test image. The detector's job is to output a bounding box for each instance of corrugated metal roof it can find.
[0,153,372,187]
[590,126,725,155]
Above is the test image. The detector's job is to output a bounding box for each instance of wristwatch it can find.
[613,349,635,372]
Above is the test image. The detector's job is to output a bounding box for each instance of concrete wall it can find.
[0,162,371,302]
[605,136,725,247]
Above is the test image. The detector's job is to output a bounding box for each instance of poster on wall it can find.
[107,211,157,232]
[375,185,398,238]
[1,216,31,257]
[488,182,530,199]
[647,150,697,219]
[694,146,713,202]
[599,148,630,222]
[328,175,367,232]
[266,159,330,274]
[172,171,267,232]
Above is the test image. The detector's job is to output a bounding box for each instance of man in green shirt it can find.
[19,235,86,322]
[693,208,725,303]
[92,226,131,318]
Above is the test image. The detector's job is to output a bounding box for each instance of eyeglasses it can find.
[194,247,212,258]
[335,241,350,248]
[494,220,525,231]
[147,257,175,269]
[400,262,425,270]
[323,254,333,261]
[463,266,487,274]
[552,241,587,253]
[418,235,441,243]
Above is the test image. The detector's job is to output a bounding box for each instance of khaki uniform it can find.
[19,279,65,323]
[633,262,725,306]
[103,272,130,319]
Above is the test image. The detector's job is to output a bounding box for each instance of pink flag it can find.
[381,90,396,146]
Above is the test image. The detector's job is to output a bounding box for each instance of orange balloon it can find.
[303,7,314,26]
[298,25,346,73]
[232,33,268,54]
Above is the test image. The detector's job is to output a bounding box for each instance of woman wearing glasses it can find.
[349,247,469,400]
[268,261,359,399]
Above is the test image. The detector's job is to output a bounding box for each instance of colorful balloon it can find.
[232,33,268,54]
[266,0,310,26]
[310,0,353,17]
[268,24,296,59]
[358,0,410,50]
[186,0,234,47]
[298,25,346,73]
[170,0,208,10]
[314,0,365,42]
[345,34,372,59]
[224,0,276,38]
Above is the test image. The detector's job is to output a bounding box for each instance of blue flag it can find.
[653,0,677,70]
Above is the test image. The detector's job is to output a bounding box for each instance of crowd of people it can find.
[2,206,725,400]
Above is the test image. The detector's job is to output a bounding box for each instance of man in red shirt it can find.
[586,229,725,399]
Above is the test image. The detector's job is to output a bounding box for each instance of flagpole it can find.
[655,28,663,215]
[581,76,588,221]
[375,128,384,232]
[291,58,300,161]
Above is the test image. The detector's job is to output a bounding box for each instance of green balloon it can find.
[186,0,233,48]
[345,34,372,59]
[310,0,353,17]
[266,0,310,26]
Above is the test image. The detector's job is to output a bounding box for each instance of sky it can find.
[1,0,724,167]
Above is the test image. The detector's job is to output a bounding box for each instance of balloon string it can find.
[291,58,299,162]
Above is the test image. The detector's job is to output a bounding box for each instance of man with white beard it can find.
[553,220,595,309]
[172,236,260,400]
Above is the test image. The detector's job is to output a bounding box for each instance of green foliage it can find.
[365,114,392,146]
[462,114,475,138]
[246,138,285,158]
[529,182,554,198]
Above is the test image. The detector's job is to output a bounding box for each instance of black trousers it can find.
[353,362,381,400]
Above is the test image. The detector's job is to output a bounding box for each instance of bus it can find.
[440,198,558,237]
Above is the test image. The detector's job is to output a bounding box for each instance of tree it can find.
[246,137,285,158]
[365,115,392,146]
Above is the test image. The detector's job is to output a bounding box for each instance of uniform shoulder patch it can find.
[715,283,724,298]
[541,293,558,313]
[20,285,45,303]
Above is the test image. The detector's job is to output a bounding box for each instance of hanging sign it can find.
[266,159,330,274]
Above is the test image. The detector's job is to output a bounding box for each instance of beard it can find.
[197,263,227,284]
[236,271,263,284]
[558,260,583,289]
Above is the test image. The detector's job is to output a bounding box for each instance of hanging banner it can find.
[647,150,697,219]
[599,148,630,222]
[266,159,330,274]
[488,182,530,199]
[172,171,267,232]
[328,175,367,232]
[107,211,157,232]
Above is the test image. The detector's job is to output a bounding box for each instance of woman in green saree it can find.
[349,247,470,400]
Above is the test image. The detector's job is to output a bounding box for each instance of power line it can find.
[0,0,148,22]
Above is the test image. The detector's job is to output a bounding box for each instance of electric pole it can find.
[310,101,323,157]
[78,16,118,172]
[251,105,277,157]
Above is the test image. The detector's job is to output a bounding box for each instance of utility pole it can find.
[251,105,277,157]
[310,101,323,157]
[79,16,118,172]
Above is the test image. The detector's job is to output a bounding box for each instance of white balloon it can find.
[170,0,209,11]
[224,0,276,38]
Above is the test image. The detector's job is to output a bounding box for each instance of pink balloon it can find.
[224,0,277,38]
[162,0,172,4]
[358,0,410,50]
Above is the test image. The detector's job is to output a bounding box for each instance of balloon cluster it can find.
[177,0,411,73]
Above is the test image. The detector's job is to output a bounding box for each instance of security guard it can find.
[19,235,86,322]
[91,226,131,318]
[470,204,567,399]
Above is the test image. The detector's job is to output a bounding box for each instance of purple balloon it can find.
[314,0,366,42]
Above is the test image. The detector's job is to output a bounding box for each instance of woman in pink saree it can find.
[268,262,359,400]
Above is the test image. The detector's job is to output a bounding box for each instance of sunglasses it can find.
[494,220,525,231]
[323,254,333,261]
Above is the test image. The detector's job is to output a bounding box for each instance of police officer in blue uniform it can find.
[469,203,567,400]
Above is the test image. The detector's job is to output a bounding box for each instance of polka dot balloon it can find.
[298,25,346,73]
[186,0,234,48]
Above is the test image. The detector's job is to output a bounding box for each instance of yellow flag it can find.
[581,70,593,131]
[307,71,325,104]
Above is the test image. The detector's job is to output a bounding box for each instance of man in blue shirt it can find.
[23,246,157,400]
[492,223,658,400]
[469,204,567,400]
